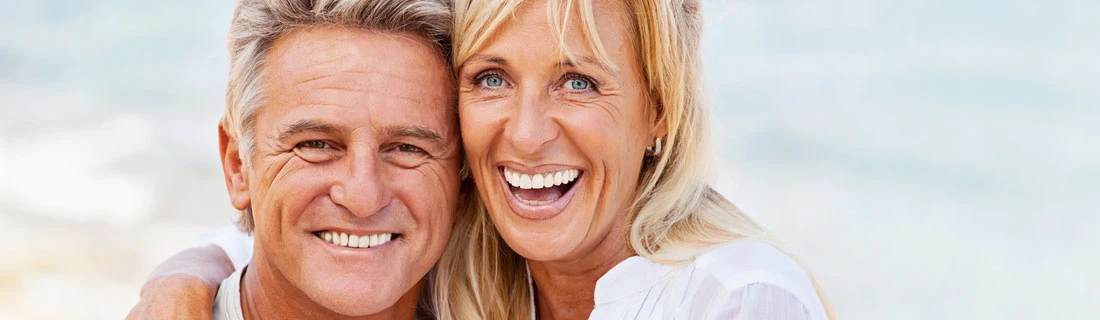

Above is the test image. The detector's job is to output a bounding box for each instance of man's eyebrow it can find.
[381,125,446,145]
[277,120,342,142]
[556,55,616,75]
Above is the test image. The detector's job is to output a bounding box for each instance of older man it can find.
[126,0,459,319]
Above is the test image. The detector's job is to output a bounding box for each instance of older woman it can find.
[432,0,831,318]
[131,0,832,319]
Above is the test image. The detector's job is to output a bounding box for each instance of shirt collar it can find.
[593,255,674,304]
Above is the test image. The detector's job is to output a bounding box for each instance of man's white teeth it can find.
[319,231,393,249]
[504,168,579,189]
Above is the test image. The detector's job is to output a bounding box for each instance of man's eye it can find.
[296,140,330,149]
[396,144,425,154]
[293,140,340,163]
[385,143,431,168]
[565,78,590,90]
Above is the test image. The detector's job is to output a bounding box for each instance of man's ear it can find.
[219,125,251,211]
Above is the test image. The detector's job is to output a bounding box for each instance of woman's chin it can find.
[507,237,581,262]
[491,206,590,262]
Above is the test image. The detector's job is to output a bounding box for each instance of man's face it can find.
[225,26,460,315]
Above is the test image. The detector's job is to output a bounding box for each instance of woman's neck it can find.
[527,226,635,320]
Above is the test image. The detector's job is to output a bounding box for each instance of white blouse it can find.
[585,240,828,320]
[201,227,827,319]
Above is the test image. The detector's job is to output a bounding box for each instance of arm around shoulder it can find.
[125,244,235,320]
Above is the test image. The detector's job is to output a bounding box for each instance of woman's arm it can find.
[125,244,234,320]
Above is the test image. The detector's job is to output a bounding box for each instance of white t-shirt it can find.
[211,266,246,320]
[587,240,828,319]
[201,228,827,319]
[197,226,254,271]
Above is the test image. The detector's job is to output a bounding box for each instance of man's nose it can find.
[505,89,560,155]
[329,146,393,217]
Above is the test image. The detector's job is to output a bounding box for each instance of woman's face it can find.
[458,0,655,262]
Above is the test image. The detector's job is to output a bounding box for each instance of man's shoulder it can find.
[212,267,247,320]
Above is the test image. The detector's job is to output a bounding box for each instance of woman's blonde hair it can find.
[220,0,452,233]
[434,0,834,319]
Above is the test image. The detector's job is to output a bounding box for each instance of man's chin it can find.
[287,237,422,316]
[299,277,408,316]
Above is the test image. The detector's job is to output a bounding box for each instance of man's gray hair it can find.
[221,0,453,233]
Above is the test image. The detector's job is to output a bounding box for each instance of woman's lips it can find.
[499,166,582,220]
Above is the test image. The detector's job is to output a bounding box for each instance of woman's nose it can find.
[504,89,560,156]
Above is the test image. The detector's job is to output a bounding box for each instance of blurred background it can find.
[1,0,1096,319]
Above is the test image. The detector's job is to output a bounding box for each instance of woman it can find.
[433,0,830,318]
[132,0,833,318]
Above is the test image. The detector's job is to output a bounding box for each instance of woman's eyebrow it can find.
[465,54,508,66]
[467,54,615,75]
[555,55,616,75]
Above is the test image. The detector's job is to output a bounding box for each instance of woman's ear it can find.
[650,98,668,139]
[219,124,251,211]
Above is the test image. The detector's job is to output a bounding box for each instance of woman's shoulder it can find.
[592,240,828,319]
[685,240,826,316]
[692,240,808,283]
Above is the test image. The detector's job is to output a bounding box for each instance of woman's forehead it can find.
[459,0,637,70]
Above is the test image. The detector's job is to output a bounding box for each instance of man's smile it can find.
[314,230,401,249]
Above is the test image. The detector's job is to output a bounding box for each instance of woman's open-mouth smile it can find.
[498,166,584,220]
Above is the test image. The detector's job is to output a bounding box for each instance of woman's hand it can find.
[125,244,235,320]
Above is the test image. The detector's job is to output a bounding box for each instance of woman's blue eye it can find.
[566,78,590,90]
[483,76,504,87]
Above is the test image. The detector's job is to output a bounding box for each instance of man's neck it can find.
[239,261,422,320]
[528,224,635,320]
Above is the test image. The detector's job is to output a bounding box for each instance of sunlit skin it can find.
[457,0,662,318]
[219,26,460,319]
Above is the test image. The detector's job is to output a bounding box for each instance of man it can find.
[126,0,460,319]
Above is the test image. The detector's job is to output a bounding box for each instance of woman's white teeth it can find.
[504,168,579,189]
[319,231,393,249]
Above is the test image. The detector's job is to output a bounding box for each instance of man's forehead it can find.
[265,26,449,85]
[257,26,457,142]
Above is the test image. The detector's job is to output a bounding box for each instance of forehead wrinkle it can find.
[290,68,402,90]
[263,27,456,149]
[270,32,446,93]
[285,73,450,116]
